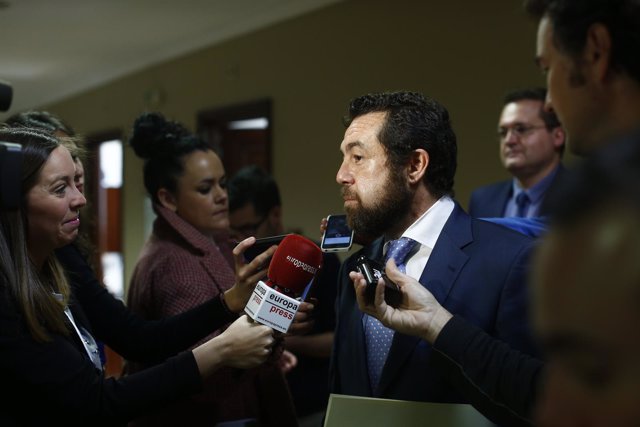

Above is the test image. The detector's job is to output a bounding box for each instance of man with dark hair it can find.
[227,166,341,425]
[352,2,640,425]
[469,87,566,218]
[330,91,538,419]
[533,137,640,427]
[526,0,640,155]
[525,0,640,424]
[228,165,282,240]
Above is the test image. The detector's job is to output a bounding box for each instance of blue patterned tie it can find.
[515,192,530,218]
[364,237,416,392]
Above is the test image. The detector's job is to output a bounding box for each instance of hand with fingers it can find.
[193,314,276,377]
[277,349,298,374]
[350,258,453,344]
[285,299,316,336]
[223,237,278,313]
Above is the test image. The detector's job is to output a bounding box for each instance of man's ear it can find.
[583,22,612,83]
[407,149,429,184]
[157,188,178,212]
[552,127,566,151]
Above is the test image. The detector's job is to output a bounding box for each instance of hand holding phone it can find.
[242,234,291,263]
[321,214,354,252]
[355,256,402,308]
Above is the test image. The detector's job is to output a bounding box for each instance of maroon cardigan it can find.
[127,205,296,426]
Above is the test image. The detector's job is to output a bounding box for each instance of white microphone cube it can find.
[244,280,301,333]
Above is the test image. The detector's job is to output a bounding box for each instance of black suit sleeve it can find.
[57,244,237,364]
[433,315,544,427]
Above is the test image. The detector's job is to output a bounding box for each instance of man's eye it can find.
[353,155,363,162]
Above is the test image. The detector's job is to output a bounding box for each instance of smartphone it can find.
[321,214,354,252]
[243,234,291,263]
[355,255,402,308]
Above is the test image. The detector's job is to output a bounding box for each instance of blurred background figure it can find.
[533,138,640,427]
[469,88,565,219]
[523,0,640,422]
[228,165,340,427]
[126,114,296,427]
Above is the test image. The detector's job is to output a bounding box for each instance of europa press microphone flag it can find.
[244,234,323,333]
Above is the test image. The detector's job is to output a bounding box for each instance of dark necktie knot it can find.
[515,192,530,218]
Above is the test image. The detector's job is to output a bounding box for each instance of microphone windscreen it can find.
[267,234,323,295]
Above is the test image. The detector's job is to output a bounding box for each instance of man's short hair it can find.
[525,0,640,84]
[344,91,457,198]
[503,87,561,130]
[228,165,281,216]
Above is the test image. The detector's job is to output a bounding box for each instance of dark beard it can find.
[344,169,413,239]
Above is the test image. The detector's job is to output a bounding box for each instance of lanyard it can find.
[54,293,103,372]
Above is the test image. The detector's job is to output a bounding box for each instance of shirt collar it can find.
[383,196,455,254]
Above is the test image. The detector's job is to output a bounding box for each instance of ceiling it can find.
[0,0,341,118]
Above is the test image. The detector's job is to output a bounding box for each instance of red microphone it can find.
[245,234,323,332]
[266,234,323,297]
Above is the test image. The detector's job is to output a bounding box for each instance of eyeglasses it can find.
[498,124,548,140]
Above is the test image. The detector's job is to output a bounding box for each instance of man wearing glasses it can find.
[469,88,566,219]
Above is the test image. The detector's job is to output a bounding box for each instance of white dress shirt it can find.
[383,196,455,280]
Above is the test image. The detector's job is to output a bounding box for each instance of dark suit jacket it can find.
[329,203,537,403]
[286,250,341,416]
[468,165,565,218]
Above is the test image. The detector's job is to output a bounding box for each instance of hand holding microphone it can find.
[192,314,275,377]
[244,234,323,333]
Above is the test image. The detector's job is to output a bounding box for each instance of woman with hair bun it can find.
[126,112,297,427]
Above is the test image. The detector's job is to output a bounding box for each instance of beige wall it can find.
[44,0,543,286]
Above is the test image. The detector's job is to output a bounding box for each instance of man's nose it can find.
[544,90,554,114]
[336,161,352,185]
